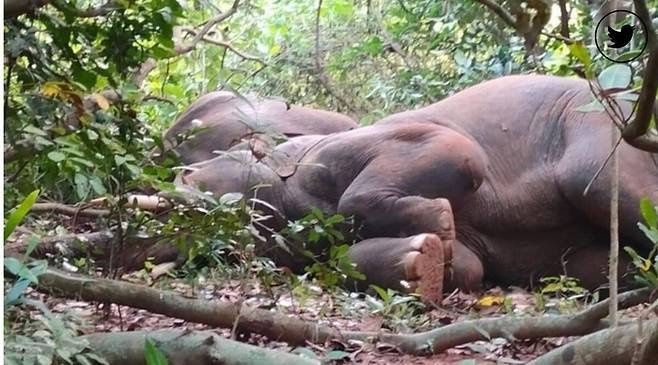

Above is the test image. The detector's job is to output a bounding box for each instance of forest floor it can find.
[18,269,652,365]
[6,216,654,364]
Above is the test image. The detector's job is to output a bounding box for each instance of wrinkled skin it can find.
[377,75,658,293]
[182,123,487,301]
[161,91,358,164]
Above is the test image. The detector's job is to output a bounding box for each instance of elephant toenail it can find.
[439,211,452,230]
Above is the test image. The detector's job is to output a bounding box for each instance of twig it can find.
[143,95,176,105]
[180,27,266,64]
[609,122,620,327]
[557,0,571,41]
[176,0,241,54]
[30,202,110,217]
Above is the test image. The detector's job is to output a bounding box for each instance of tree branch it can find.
[174,0,241,55]
[557,0,571,40]
[34,265,651,356]
[528,318,658,365]
[30,202,111,217]
[72,1,119,17]
[83,330,320,365]
[343,288,650,355]
[84,0,242,112]
[180,27,266,64]
[621,0,658,151]
[36,267,341,345]
[475,0,516,28]
[4,0,52,18]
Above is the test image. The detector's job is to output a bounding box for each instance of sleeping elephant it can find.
[179,75,657,303]
[180,122,488,303]
[159,91,358,164]
[376,74,658,293]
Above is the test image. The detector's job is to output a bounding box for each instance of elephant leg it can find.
[336,134,485,239]
[557,141,658,250]
[346,234,484,303]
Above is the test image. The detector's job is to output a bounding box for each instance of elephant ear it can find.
[263,149,298,179]
[263,134,328,179]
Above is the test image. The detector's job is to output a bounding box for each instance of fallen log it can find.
[37,268,340,345]
[83,329,319,365]
[34,267,651,355]
[527,318,658,365]
[343,288,650,355]
[5,231,114,258]
[30,203,110,217]
[6,229,182,272]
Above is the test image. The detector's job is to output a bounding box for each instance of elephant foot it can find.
[401,233,453,304]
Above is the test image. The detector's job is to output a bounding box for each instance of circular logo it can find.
[594,10,647,63]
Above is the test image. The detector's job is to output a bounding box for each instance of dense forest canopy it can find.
[4,0,658,364]
[4,0,658,205]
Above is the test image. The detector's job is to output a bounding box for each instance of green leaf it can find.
[89,176,107,195]
[4,189,39,240]
[4,257,22,274]
[640,198,657,229]
[370,285,389,301]
[114,155,127,166]
[638,223,658,244]
[598,64,632,90]
[4,279,31,306]
[458,360,477,365]
[23,125,49,136]
[144,339,168,365]
[25,234,41,257]
[324,350,350,361]
[568,42,591,69]
[47,151,66,162]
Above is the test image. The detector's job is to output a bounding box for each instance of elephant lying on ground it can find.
[181,75,656,302]
[160,91,358,164]
[377,74,657,293]
[181,122,485,303]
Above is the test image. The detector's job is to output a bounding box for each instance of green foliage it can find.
[366,285,426,330]
[144,339,169,365]
[624,198,658,288]
[276,207,364,290]
[4,190,48,309]
[538,275,587,298]
[5,303,108,365]
[4,189,39,240]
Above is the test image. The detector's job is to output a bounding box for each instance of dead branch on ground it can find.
[30,203,110,218]
[36,268,341,345]
[345,288,650,355]
[528,318,658,365]
[83,329,319,365]
[34,267,651,355]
